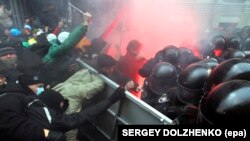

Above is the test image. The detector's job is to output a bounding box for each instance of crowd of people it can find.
[0,4,125,141]
[1,1,250,141]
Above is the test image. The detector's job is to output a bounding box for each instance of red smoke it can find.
[104,0,199,97]
[105,0,199,59]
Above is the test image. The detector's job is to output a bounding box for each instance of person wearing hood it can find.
[0,85,125,141]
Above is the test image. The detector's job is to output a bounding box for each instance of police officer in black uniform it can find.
[141,62,178,118]
[168,62,212,124]
[210,35,227,62]
[139,45,181,78]
[198,80,250,125]
[139,49,165,78]
[143,61,214,124]
[178,47,200,70]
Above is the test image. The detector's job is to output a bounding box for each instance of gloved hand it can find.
[47,130,66,141]
[83,12,92,25]
[108,86,125,104]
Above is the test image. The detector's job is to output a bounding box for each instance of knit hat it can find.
[10,28,22,37]
[58,31,70,43]
[0,47,16,56]
[24,24,32,30]
[46,33,57,43]
[18,73,44,86]
[38,89,69,113]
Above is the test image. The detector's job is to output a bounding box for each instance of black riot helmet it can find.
[177,63,211,104]
[227,36,241,50]
[148,62,177,94]
[223,49,245,60]
[178,47,200,70]
[211,35,226,50]
[242,37,250,51]
[241,26,250,40]
[199,80,250,125]
[198,39,213,58]
[200,58,219,70]
[204,58,250,94]
[154,50,165,62]
[244,50,250,59]
[178,47,193,56]
[163,45,180,65]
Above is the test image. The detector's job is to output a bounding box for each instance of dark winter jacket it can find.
[0,87,125,140]
[27,87,125,132]
[0,68,25,94]
[0,93,46,141]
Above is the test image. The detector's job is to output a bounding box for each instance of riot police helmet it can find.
[177,63,211,104]
[227,36,241,50]
[148,62,177,94]
[199,80,250,125]
[154,50,165,62]
[163,45,180,65]
[200,58,219,70]
[223,49,246,60]
[204,58,250,93]
[211,35,226,50]
[242,37,250,51]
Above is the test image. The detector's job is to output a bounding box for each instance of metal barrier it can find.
[76,58,173,141]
